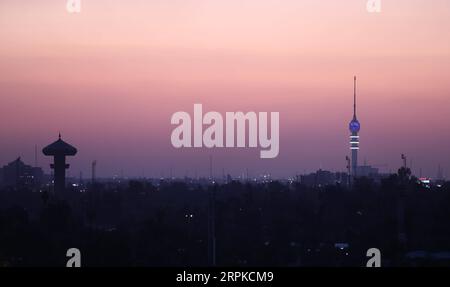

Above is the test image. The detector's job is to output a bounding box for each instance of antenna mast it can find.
[354,76,357,117]
[35,144,38,167]
[92,160,97,183]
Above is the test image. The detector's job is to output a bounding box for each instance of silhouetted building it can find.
[300,169,348,187]
[0,157,43,189]
[43,134,77,193]
[356,165,379,177]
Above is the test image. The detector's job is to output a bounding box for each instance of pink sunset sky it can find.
[1,0,450,178]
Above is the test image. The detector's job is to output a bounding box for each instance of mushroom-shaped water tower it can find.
[43,134,77,192]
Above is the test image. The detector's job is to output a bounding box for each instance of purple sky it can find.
[1,1,450,178]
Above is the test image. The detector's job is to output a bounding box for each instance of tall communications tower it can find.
[349,76,361,177]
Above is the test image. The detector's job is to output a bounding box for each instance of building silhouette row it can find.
[0,77,446,191]
[0,157,44,189]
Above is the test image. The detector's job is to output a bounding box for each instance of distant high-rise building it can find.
[300,169,349,187]
[356,165,379,177]
[349,76,361,177]
[301,169,334,187]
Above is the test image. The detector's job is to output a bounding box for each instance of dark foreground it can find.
[1,168,449,267]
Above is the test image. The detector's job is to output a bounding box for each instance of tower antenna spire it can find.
[353,76,357,117]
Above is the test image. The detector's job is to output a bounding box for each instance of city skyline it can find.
[1,1,450,178]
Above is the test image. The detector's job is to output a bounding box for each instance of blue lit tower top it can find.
[349,76,360,177]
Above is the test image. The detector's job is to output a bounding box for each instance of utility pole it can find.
[346,156,351,189]
[92,160,97,184]
[35,144,38,167]
[208,184,217,266]
[209,155,213,183]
